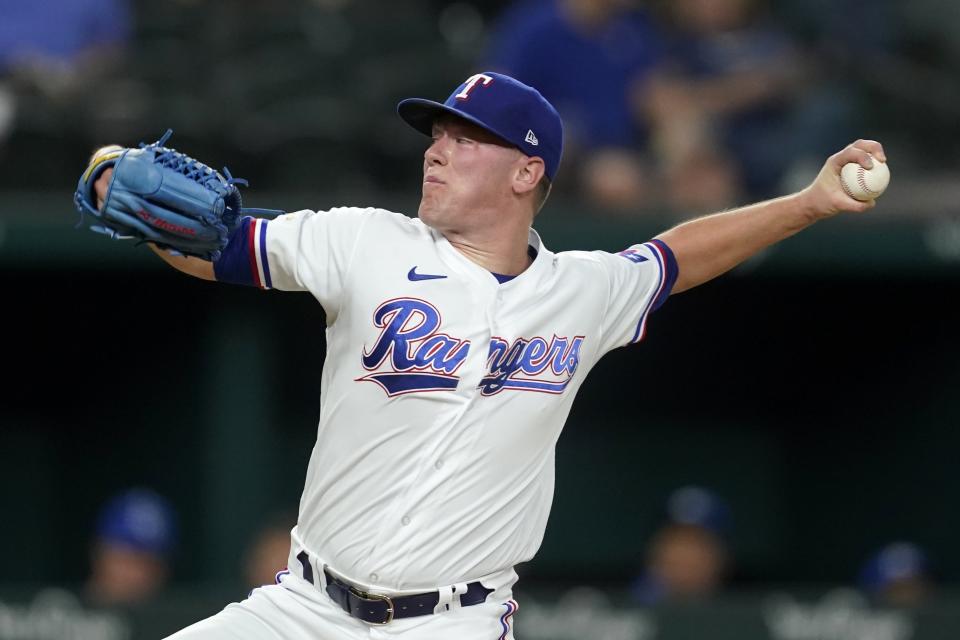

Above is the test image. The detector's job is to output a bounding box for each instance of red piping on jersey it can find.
[248,218,263,288]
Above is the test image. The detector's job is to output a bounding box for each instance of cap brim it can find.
[397,98,515,149]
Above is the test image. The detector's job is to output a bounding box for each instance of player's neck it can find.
[445,229,533,276]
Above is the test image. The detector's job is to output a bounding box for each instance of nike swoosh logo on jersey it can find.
[407,267,448,281]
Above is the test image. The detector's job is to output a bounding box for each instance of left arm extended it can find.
[657,140,886,294]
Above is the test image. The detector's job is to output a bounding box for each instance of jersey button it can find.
[370,573,379,583]
[434,459,444,470]
[401,516,411,526]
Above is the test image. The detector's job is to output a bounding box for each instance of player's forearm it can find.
[148,243,216,281]
[655,192,819,294]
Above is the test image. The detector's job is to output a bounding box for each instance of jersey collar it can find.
[433,227,551,292]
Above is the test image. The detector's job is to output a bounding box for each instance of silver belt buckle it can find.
[349,585,395,625]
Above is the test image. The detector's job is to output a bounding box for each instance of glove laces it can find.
[146,129,232,191]
[145,129,283,217]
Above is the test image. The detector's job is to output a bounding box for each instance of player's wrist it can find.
[779,190,827,228]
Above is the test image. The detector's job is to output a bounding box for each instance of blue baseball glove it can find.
[73,130,276,261]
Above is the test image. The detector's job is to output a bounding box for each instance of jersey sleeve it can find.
[213,207,375,317]
[595,238,679,353]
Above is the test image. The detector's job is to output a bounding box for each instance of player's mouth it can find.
[424,175,445,185]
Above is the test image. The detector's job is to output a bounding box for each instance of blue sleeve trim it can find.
[213,217,257,287]
[259,220,273,289]
[627,239,678,344]
[647,238,678,311]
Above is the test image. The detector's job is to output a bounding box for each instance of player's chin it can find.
[417,198,444,229]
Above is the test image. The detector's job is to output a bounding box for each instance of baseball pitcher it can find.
[75,72,885,639]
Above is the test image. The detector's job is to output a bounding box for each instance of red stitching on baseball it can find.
[857,165,880,196]
[841,174,856,198]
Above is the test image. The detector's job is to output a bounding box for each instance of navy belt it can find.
[296,551,493,625]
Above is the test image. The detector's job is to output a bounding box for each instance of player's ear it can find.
[513,156,545,196]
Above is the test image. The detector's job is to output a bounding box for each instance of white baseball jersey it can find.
[214,207,677,592]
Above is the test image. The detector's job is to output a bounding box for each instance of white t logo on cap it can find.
[455,74,494,100]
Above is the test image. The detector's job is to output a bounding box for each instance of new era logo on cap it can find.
[397,71,564,181]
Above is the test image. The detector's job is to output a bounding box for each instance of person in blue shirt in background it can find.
[631,486,732,605]
[485,0,664,210]
[0,0,130,150]
[641,0,856,211]
[85,488,178,607]
[859,542,933,609]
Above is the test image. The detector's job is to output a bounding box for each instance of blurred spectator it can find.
[859,542,933,608]
[486,0,664,210]
[631,486,731,605]
[85,488,177,607]
[242,512,296,591]
[0,0,130,146]
[642,0,824,209]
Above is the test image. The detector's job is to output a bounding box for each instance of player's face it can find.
[418,116,525,233]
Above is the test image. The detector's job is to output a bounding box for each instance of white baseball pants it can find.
[164,571,518,640]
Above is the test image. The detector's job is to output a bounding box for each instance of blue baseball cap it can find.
[95,488,177,557]
[397,71,564,181]
[665,486,731,537]
[859,542,928,593]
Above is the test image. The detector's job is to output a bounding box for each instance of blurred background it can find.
[2,0,960,638]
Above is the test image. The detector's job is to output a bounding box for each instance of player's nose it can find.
[424,137,448,166]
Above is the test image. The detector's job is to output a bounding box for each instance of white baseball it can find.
[840,157,890,201]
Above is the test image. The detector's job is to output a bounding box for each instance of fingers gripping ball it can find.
[73,130,276,261]
[840,156,890,202]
